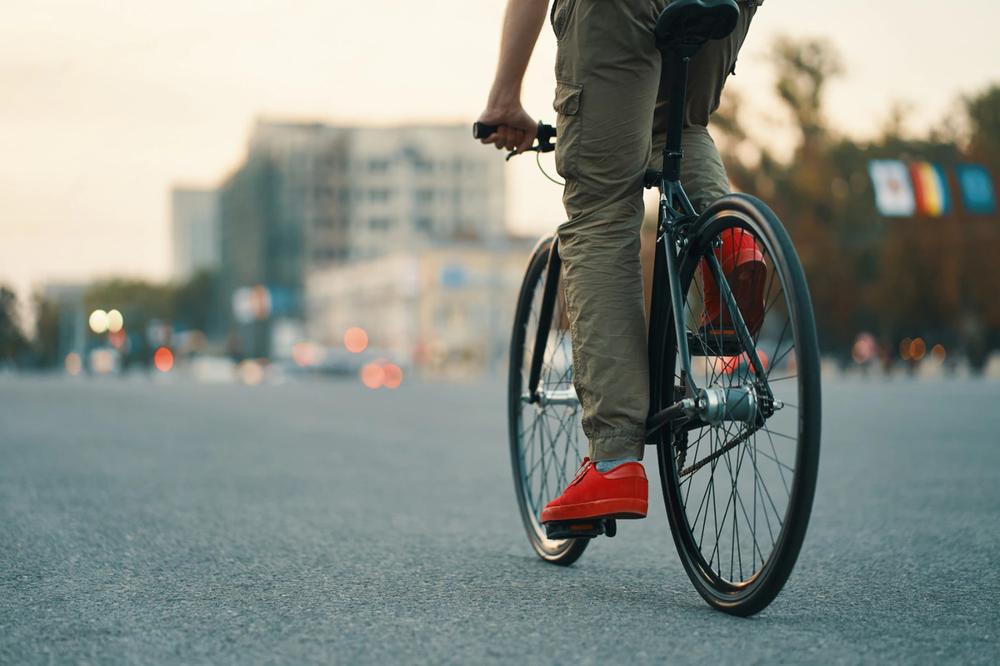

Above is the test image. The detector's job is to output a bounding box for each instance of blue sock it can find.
[595,456,640,472]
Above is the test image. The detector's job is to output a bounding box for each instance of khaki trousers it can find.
[551,0,758,461]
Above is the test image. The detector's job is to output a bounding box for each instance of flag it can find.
[956,164,997,215]
[908,162,951,216]
[869,160,915,217]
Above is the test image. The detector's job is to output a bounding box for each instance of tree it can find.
[958,84,1000,358]
[0,286,28,365]
[764,38,856,349]
[715,34,1000,361]
[771,36,844,153]
[84,279,175,365]
[31,292,62,368]
[965,85,1000,164]
[172,270,218,333]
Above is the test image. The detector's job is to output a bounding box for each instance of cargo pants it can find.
[552,0,759,461]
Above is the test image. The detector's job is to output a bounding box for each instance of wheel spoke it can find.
[659,219,815,588]
[512,254,588,529]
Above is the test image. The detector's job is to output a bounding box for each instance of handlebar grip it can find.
[473,122,499,140]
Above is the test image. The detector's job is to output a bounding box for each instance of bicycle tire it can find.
[508,235,589,566]
[652,194,821,615]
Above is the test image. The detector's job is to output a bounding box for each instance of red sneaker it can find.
[700,227,767,336]
[540,458,648,523]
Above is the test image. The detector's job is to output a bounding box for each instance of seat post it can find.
[662,54,690,184]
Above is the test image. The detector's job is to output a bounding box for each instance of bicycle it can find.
[474,0,820,616]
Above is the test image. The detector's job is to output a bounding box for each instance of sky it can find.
[2,0,998,298]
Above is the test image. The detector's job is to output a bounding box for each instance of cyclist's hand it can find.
[476,102,537,155]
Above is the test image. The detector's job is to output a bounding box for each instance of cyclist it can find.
[478,0,765,526]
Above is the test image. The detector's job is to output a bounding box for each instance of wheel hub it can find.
[697,385,758,425]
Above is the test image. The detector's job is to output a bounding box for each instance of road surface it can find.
[1,374,998,664]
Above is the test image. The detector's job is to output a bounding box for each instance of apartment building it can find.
[170,187,220,281]
[215,119,506,356]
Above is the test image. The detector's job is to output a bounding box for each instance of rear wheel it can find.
[653,195,821,615]
[508,236,589,565]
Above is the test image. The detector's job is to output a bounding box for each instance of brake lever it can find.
[505,121,557,161]
[505,146,540,162]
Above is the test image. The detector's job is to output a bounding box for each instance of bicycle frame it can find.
[525,52,769,439]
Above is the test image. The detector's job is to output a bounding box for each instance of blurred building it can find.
[346,126,506,256]
[40,283,87,363]
[170,187,220,280]
[217,119,506,357]
[306,240,533,378]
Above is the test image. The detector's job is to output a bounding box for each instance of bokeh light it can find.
[899,337,913,361]
[64,352,82,376]
[909,337,926,361]
[383,363,403,389]
[106,309,124,333]
[108,329,126,350]
[90,349,115,375]
[360,362,385,389]
[239,359,264,385]
[153,347,174,373]
[88,309,108,334]
[931,344,946,362]
[292,341,322,368]
[852,332,877,364]
[344,327,369,354]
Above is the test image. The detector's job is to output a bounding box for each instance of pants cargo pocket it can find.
[550,0,578,40]
[553,81,583,180]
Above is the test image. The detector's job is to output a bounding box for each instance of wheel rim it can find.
[668,211,807,591]
[511,257,587,554]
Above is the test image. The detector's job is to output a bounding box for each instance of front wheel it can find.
[653,195,822,615]
[508,236,589,565]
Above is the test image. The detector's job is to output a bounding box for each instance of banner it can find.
[956,164,997,215]
[908,162,951,217]
[869,160,915,217]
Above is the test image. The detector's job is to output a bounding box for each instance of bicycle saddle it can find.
[655,0,740,54]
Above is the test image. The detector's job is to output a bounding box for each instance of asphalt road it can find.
[1,374,999,664]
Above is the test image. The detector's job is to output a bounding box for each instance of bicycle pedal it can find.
[688,329,744,356]
[544,519,616,540]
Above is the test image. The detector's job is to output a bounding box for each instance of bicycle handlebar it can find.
[472,122,499,140]
[472,121,557,159]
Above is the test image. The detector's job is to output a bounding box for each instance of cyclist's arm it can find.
[477,0,548,154]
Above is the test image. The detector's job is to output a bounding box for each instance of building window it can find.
[368,159,390,173]
[415,217,432,233]
[368,189,390,203]
[416,189,434,204]
[369,217,391,231]
[313,248,339,262]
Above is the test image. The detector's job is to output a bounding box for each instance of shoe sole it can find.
[541,498,648,523]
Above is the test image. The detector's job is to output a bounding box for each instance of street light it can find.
[88,309,108,334]
[106,309,124,333]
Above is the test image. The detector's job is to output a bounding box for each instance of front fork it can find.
[526,237,563,402]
